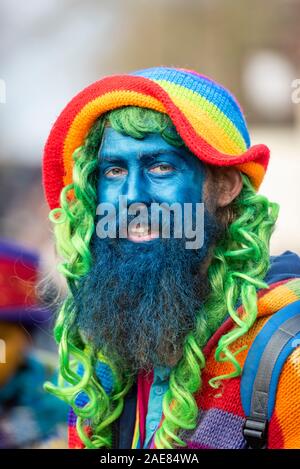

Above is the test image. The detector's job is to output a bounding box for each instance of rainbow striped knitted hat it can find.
[43,66,270,210]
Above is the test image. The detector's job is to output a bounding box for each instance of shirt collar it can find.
[153,366,171,383]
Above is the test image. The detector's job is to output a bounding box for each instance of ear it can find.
[216,168,243,208]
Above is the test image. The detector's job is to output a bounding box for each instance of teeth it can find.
[129,224,149,236]
[137,228,148,235]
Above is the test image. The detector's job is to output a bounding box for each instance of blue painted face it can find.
[97,127,207,243]
[98,127,206,207]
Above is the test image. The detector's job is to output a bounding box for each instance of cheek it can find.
[186,168,206,203]
[97,179,120,205]
[181,182,204,204]
[173,173,206,204]
[148,174,205,205]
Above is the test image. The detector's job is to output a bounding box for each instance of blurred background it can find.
[0,0,299,448]
[1,0,300,261]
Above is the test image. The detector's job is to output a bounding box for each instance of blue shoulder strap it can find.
[240,299,300,448]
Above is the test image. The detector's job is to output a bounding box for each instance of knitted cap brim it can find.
[43,75,269,210]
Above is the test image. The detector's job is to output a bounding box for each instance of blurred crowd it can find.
[0,239,68,448]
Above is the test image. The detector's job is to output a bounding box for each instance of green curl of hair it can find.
[44,106,279,449]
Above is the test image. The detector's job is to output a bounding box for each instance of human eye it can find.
[104,167,127,178]
[149,163,175,174]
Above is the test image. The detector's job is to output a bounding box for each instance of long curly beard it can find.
[73,210,222,377]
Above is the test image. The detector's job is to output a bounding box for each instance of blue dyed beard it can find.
[74,210,223,376]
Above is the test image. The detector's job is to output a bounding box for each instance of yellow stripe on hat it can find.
[168,93,245,155]
[155,79,247,153]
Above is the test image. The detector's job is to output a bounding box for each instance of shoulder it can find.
[269,333,300,448]
[240,297,300,449]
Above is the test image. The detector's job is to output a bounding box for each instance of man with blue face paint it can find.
[43,67,300,450]
[80,121,225,363]
[76,115,227,377]
[96,127,209,248]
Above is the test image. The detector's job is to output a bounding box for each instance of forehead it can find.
[99,127,182,158]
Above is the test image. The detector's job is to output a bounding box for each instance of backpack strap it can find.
[240,299,300,449]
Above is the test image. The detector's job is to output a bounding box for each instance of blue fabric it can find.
[143,366,171,448]
[240,300,300,418]
[0,238,39,265]
[0,353,68,448]
[0,306,52,325]
[94,360,114,394]
[234,250,300,312]
[264,251,300,284]
[75,361,114,408]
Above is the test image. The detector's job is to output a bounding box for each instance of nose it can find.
[123,169,152,207]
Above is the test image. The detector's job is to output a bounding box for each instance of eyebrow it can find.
[100,149,183,163]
